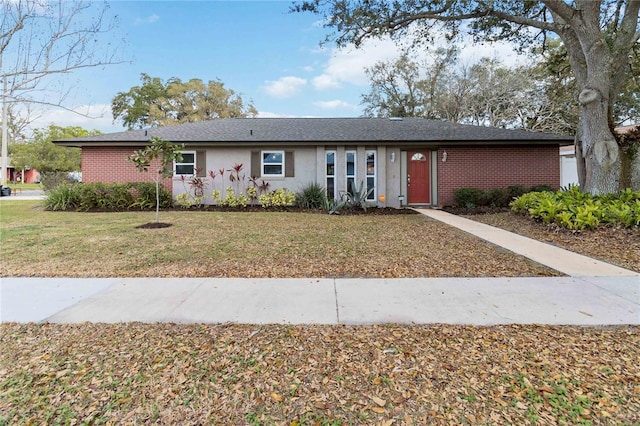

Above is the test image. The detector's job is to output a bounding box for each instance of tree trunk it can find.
[578,89,621,194]
[631,147,640,191]
[574,123,586,187]
[155,178,160,222]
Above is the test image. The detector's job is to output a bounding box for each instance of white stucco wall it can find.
[172,147,318,205]
[171,145,419,208]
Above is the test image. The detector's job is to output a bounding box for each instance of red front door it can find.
[408,151,430,204]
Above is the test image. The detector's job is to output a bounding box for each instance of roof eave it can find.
[54,138,573,148]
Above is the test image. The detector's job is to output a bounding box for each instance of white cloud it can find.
[256,111,318,118]
[256,111,296,118]
[263,76,307,99]
[312,37,402,90]
[312,74,341,90]
[313,100,356,110]
[309,29,529,92]
[456,40,529,68]
[134,14,160,26]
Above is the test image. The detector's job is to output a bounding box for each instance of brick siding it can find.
[82,147,172,192]
[437,145,560,207]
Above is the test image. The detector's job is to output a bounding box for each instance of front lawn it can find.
[0,201,557,278]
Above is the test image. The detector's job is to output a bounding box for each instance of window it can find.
[326,151,336,200]
[174,151,196,175]
[366,150,376,201]
[262,151,284,177]
[346,151,356,195]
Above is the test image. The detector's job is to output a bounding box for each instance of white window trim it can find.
[261,150,285,177]
[174,150,196,176]
[365,150,376,201]
[326,150,337,200]
[345,150,356,194]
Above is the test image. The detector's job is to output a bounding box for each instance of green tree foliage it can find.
[294,0,640,194]
[112,74,258,129]
[9,125,99,173]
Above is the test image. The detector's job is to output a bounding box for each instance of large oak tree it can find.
[112,74,258,130]
[294,0,640,194]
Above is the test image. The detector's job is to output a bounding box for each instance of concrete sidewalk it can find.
[1,276,638,325]
[0,189,46,201]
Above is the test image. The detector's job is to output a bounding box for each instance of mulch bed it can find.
[87,206,420,215]
[135,222,173,229]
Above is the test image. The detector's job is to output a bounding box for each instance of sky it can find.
[28,0,529,135]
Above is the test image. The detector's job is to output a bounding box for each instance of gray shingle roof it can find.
[54,117,574,146]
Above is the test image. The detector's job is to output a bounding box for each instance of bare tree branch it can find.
[1,0,126,185]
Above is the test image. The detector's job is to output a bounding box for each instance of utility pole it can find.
[1,75,8,187]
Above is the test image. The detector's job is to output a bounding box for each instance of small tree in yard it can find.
[128,137,183,224]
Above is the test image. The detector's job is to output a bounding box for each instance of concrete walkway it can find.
[415,209,639,277]
[0,208,638,325]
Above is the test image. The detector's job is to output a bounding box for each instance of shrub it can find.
[506,185,527,199]
[44,183,81,211]
[529,184,554,193]
[484,188,510,207]
[454,188,485,208]
[333,180,374,212]
[259,188,296,208]
[44,182,171,211]
[176,192,193,208]
[455,185,557,209]
[510,187,640,229]
[212,187,250,207]
[295,182,328,209]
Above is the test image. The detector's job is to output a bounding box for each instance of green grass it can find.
[0,200,558,278]
[2,183,42,190]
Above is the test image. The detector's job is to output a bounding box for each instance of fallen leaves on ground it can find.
[467,212,640,273]
[1,323,638,425]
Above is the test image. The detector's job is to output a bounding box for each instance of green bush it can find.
[510,186,640,229]
[295,182,328,209]
[506,185,527,199]
[213,187,250,207]
[529,184,554,193]
[455,185,557,209]
[454,188,485,208]
[484,188,510,207]
[334,180,375,212]
[44,183,81,211]
[44,182,171,211]
[259,188,296,208]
